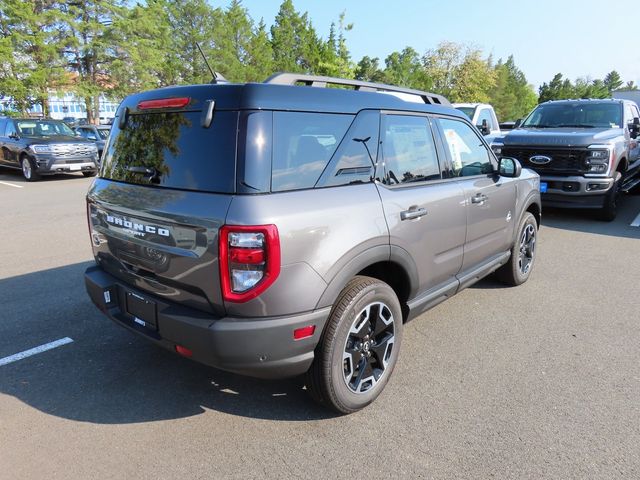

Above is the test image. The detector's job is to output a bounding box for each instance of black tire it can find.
[20,155,41,182]
[305,276,403,414]
[495,212,537,286]
[599,178,620,222]
[82,171,97,177]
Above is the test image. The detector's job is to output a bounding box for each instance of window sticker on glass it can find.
[443,128,472,172]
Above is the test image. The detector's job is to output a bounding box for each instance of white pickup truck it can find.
[453,103,501,143]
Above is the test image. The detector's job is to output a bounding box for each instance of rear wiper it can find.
[126,165,162,183]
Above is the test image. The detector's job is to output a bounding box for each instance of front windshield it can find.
[454,107,476,121]
[522,103,622,129]
[16,120,75,137]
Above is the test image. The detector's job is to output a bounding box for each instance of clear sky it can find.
[228,0,639,90]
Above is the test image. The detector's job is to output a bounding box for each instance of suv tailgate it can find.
[88,179,230,316]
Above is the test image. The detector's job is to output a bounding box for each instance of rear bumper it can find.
[84,265,330,379]
[540,174,612,209]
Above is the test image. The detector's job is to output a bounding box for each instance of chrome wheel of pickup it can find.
[342,301,395,394]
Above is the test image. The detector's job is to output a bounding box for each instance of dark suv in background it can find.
[84,74,541,413]
[0,118,99,181]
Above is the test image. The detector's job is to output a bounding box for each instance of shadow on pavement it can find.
[541,190,640,239]
[0,262,337,424]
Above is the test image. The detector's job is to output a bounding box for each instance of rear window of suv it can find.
[100,111,238,193]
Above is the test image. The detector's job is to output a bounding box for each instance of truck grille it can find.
[50,143,94,158]
[501,147,589,175]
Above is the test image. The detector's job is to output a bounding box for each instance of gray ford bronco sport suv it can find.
[492,99,640,221]
[84,74,541,413]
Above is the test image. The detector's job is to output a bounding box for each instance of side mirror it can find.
[8,132,19,140]
[476,119,491,136]
[629,117,640,139]
[498,157,522,178]
[514,118,523,128]
[87,134,97,141]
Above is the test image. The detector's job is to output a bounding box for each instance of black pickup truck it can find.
[492,99,640,220]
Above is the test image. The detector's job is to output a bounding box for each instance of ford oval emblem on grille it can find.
[530,155,552,165]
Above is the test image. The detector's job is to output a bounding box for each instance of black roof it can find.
[118,82,464,119]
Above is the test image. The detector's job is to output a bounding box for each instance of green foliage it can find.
[489,56,537,121]
[5,0,638,124]
[539,72,616,103]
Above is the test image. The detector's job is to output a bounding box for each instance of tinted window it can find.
[381,115,441,185]
[455,107,476,121]
[101,111,237,194]
[523,103,622,128]
[438,117,493,177]
[317,110,379,187]
[271,112,353,192]
[5,121,17,138]
[16,120,74,137]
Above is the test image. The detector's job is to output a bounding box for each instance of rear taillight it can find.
[219,225,280,303]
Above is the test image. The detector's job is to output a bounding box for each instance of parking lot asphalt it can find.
[1,169,639,479]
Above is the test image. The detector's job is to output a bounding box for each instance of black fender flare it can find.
[315,244,419,309]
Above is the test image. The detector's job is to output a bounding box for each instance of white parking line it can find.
[0,337,74,367]
[631,212,640,228]
[0,181,23,189]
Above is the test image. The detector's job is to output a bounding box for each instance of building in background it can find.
[0,92,119,123]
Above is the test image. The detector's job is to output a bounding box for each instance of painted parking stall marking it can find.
[0,337,74,367]
[0,181,23,189]
[630,211,640,227]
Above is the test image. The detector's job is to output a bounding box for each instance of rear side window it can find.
[101,111,238,193]
[271,112,353,192]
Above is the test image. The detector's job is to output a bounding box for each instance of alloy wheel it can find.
[518,224,536,275]
[342,301,395,394]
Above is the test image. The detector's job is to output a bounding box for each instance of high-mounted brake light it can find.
[137,97,190,110]
[219,225,280,303]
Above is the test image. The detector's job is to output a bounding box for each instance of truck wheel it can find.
[82,171,97,177]
[496,212,537,286]
[306,276,403,414]
[20,155,41,182]
[599,178,620,222]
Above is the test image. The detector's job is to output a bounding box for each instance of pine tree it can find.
[603,70,623,94]
[0,1,66,115]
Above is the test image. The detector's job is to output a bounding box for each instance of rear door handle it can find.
[400,207,427,221]
[471,193,488,204]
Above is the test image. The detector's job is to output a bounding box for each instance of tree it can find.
[109,0,177,95]
[422,42,495,102]
[603,70,623,94]
[0,1,66,115]
[384,47,426,89]
[354,56,385,82]
[489,56,537,121]
[245,19,274,82]
[57,0,125,124]
[449,50,495,103]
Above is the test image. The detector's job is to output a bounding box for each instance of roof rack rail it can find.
[263,72,450,106]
